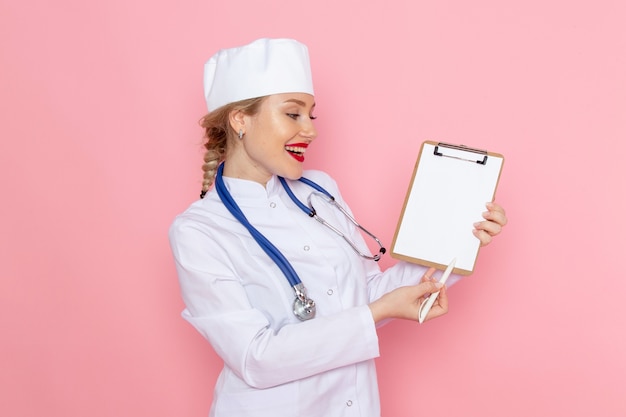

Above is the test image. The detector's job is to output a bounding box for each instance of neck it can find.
[222,156,272,186]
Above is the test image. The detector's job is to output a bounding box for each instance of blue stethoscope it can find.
[215,162,386,321]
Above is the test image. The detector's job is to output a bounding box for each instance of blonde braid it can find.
[198,96,266,198]
[200,148,223,197]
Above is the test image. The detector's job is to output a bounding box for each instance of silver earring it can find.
[238,129,244,139]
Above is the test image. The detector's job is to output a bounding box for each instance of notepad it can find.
[390,141,504,275]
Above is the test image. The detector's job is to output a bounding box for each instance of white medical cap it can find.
[203,38,315,112]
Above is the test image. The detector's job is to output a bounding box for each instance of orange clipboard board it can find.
[390,141,504,275]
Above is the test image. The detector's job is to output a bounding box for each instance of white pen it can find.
[418,258,456,324]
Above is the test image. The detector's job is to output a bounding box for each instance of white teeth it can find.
[285,146,306,154]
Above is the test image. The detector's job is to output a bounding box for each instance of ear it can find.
[228,108,247,134]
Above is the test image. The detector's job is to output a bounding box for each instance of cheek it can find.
[264,110,299,135]
[251,115,279,140]
[248,110,299,151]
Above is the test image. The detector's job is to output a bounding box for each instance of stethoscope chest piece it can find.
[293,297,316,321]
[293,283,316,321]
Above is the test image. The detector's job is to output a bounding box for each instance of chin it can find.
[279,166,304,180]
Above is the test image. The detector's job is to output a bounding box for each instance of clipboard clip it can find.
[434,142,488,165]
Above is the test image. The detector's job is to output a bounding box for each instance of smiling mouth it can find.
[285,144,308,162]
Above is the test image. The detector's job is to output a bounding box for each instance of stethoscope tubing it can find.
[214,162,385,321]
[280,177,385,261]
[215,163,303,288]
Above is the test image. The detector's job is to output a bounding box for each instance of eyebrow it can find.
[284,98,316,108]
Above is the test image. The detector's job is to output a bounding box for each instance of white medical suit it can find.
[169,170,445,417]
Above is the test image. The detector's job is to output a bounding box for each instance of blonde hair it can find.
[198,96,266,198]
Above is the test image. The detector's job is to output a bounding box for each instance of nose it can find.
[300,116,318,140]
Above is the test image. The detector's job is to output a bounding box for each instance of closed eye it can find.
[287,113,317,120]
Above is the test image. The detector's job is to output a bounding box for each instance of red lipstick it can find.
[285,143,309,163]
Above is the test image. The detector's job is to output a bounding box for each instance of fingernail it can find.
[435,282,444,289]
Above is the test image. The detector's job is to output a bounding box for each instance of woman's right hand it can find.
[368,267,448,323]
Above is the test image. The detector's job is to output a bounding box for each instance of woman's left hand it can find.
[473,202,507,246]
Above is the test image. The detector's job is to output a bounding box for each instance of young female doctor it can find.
[169,38,507,417]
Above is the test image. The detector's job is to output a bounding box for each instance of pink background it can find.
[2,1,625,416]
